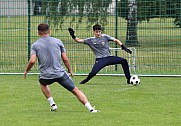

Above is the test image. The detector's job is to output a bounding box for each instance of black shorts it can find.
[39,73,75,91]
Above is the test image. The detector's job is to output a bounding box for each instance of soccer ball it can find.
[130,75,140,85]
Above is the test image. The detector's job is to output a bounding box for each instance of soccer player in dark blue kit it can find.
[68,24,132,84]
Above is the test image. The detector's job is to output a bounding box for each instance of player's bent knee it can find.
[122,58,128,63]
[123,58,127,62]
[71,87,79,93]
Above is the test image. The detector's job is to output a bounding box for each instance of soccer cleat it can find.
[79,78,88,84]
[90,109,100,113]
[127,79,131,84]
[90,106,100,113]
[50,104,58,111]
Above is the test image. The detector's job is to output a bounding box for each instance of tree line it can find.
[31,0,181,45]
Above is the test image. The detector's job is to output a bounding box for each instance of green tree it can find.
[41,0,112,29]
[40,0,181,44]
[126,0,138,46]
[117,0,181,45]
[32,0,42,15]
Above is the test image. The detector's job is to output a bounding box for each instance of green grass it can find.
[0,75,181,126]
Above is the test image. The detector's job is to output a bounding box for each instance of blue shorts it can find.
[39,73,75,91]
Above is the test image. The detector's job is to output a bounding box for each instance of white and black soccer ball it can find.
[130,75,140,85]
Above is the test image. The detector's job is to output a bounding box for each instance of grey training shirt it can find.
[84,34,115,58]
[31,36,66,79]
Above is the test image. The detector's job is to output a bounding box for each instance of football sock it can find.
[85,102,94,111]
[47,97,55,106]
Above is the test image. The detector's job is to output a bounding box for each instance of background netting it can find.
[0,0,181,75]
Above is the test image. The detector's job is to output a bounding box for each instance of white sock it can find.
[47,97,55,106]
[85,102,94,111]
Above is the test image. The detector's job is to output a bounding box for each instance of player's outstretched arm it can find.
[113,39,132,54]
[68,28,84,43]
[121,44,132,54]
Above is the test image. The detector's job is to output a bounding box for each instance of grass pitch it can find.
[0,75,181,126]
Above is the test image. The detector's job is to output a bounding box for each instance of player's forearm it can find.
[114,39,122,46]
[25,54,36,72]
[68,28,84,43]
[63,60,72,72]
[113,39,132,54]
[74,37,84,43]
[25,62,35,72]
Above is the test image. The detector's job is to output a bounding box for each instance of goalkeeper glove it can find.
[121,44,132,54]
[68,28,76,39]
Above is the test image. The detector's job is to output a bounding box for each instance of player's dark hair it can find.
[93,24,102,31]
[38,23,49,32]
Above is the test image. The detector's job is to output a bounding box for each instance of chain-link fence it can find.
[0,0,181,76]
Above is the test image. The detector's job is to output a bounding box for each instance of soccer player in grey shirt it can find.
[24,23,99,113]
[68,24,132,84]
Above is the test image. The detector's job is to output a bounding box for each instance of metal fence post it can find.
[28,0,31,61]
